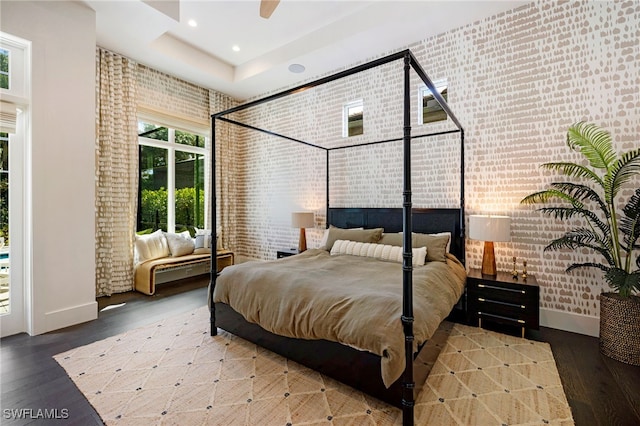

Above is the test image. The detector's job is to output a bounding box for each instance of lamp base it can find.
[298,228,307,252]
[481,241,497,276]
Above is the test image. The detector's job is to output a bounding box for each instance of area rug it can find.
[54,307,574,425]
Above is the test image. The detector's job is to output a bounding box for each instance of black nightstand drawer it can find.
[466,269,540,335]
[476,312,527,327]
[468,284,537,306]
[470,297,530,318]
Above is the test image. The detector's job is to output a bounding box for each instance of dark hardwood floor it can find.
[1,276,639,425]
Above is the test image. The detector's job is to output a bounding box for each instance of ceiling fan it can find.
[260,0,280,19]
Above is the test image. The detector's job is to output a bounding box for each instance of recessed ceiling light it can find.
[288,63,305,74]
[188,19,197,27]
[232,45,240,52]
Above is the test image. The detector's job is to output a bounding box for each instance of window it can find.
[419,80,448,125]
[0,49,8,90]
[137,122,208,235]
[0,32,29,99]
[343,100,363,137]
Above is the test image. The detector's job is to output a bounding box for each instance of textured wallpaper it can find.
[226,0,639,320]
[137,64,211,128]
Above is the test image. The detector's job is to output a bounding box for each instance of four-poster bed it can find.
[209,49,465,426]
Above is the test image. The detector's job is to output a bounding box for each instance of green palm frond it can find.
[566,262,610,273]
[567,121,617,171]
[538,207,610,237]
[545,229,614,266]
[604,149,640,201]
[520,189,582,207]
[548,182,609,216]
[541,162,603,186]
[620,188,640,259]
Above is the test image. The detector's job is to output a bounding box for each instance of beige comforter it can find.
[213,249,466,387]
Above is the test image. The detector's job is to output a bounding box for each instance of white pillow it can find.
[165,231,195,257]
[330,240,427,267]
[135,229,170,263]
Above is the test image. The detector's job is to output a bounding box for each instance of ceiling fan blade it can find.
[260,0,280,19]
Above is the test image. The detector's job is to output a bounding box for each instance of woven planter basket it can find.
[599,292,640,366]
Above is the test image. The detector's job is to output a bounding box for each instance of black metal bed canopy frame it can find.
[209,48,464,426]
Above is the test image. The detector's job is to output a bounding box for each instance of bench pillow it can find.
[165,231,195,257]
[195,226,224,250]
[135,229,170,263]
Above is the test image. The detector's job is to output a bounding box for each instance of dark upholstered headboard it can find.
[327,207,464,263]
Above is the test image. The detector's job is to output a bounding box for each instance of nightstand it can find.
[466,268,539,338]
[276,248,299,259]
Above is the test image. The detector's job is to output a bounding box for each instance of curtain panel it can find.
[95,48,138,296]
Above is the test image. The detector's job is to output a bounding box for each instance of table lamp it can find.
[291,212,314,252]
[468,215,511,276]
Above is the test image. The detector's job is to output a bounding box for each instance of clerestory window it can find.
[343,100,363,137]
[419,80,448,125]
[0,49,9,90]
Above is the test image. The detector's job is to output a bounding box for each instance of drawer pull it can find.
[478,311,527,325]
[478,284,526,294]
[477,298,525,309]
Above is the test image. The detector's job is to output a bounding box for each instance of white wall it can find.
[1,1,97,334]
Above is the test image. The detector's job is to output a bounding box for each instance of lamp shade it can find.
[468,215,511,242]
[291,212,314,228]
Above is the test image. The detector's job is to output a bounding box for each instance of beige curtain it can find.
[95,48,138,296]
[209,91,238,250]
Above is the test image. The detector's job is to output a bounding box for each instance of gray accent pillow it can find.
[321,227,384,251]
[377,232,450,262]
[378,233,403,247]
[413,233,449,262]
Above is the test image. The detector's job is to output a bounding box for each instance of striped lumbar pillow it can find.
[330,240,427,267]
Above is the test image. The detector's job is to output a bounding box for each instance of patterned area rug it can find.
[54,307,574,425]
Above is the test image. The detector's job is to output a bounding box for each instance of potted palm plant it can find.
[521,122,640,365]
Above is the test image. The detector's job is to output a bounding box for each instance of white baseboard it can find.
[36,301,98,335]
[540,308,599,337]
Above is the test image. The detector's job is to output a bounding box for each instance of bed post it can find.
[460,129,466,263]
[401,52,415,426]
[326,150,330,228]
[210,115,218,337]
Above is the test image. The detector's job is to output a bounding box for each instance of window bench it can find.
[134,250,234,295]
